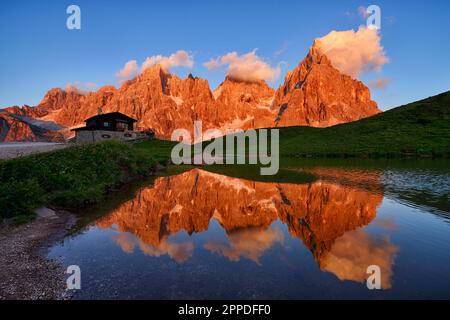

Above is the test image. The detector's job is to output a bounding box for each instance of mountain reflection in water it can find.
[95,168,397,288]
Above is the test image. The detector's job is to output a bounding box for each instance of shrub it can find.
[0,179,45,218]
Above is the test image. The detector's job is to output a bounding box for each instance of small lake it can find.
[48,159,450,299]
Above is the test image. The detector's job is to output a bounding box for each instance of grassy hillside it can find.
[0,139,174,221]
[277,91,450,157]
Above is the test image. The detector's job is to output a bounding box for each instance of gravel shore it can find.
[0,211,76,300]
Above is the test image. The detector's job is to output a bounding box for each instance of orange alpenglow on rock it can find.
[94,167,394,285]
[0,43,380,142]
[272,43,380,127]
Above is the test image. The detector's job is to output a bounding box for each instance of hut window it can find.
[116,121,128,131]
[103,122,110,127]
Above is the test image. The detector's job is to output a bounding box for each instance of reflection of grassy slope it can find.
[281,158,450,221]
[277,91,450,157]
[202,164,316,184]
[280,157,450,171]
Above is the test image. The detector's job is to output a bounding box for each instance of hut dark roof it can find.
[84,112,137,123]
[71,112,137,132]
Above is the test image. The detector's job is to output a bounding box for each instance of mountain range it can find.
[0,42,380,142]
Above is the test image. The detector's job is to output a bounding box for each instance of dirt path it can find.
[0,211,76,300]
[0,142,68,160]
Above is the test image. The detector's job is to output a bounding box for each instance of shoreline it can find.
[0,160,169,300]
[0,210,76,300]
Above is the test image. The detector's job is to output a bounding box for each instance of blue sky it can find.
[0,0,449,110]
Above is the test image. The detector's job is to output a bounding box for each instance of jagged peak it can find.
[219,75,272,88]
[45,87,65,95]
[97,85,117,93]
[223,75,255,84]
[306,41,332,66]
[280,42,334,86]
[43,87,84,97]
[140,63,170,78]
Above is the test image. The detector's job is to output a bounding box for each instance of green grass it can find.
[0,139,174,220]
[277,91,450,157]
[133,138,176,163]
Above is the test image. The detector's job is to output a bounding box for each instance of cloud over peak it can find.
[204,50,281,83]
[117,60,139,79]
[65,81,99,95]
[315,26,389,78]
[117,50,194,80]
[142,50,194,72]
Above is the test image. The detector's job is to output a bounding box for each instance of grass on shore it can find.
[0,139,174,221]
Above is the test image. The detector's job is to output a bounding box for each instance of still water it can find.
[48,160,450,299]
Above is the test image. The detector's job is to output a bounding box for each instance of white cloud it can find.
[204,58,221,70]
[315,26,389,78]
[369,78,390,89]
[205,227,284,264]
[65,81,99,95]
[141,50,194,72]
[322,229,398,289]
[204,50,281,83]
[117,60,138,79]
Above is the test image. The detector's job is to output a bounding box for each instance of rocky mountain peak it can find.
[272,42,380,127]
[307,41,333,66]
